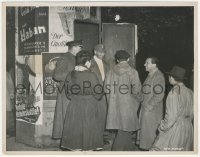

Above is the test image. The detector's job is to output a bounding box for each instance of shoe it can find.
[94,148,103,151]
[104,140,111,145]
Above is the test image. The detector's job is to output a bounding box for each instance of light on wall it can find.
[115,14,121,21]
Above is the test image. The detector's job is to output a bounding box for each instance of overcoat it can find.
[105,62,142,131]
[61,70,104,150]
[151,84,193,151]
[52,52,75,139]
[137,69,165,150]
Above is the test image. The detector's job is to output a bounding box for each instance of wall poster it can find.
[15,55,43,124]
[18,7,49,55]
[49,7,90,53]
[42,53,67,100]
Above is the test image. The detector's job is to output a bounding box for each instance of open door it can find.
[102,23,138,67]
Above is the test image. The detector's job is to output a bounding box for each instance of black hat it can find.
[66,40,83,47]
[115,50,130,60]
[166,66,187,79]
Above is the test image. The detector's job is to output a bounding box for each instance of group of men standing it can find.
[51,40,193,151]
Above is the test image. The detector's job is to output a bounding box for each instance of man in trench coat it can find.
[151,66,193,151]
[52,40,83,139]
[136,57,165,150]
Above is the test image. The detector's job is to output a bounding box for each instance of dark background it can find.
[101,7,194,88]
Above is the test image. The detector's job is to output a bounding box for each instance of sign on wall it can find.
[18,7,49,55]
[49,7,90,53]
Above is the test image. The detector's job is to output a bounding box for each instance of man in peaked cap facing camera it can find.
[151,66,193,151]
[52,40,83,139]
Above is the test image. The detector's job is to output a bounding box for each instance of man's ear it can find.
[152,63,156,68]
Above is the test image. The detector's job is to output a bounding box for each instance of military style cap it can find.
[66,40,83,47]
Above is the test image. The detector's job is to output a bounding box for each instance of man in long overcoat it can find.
[52,40,83,139]
[151,66,193,151]
[137,57,165,150]
[105,50,142,150]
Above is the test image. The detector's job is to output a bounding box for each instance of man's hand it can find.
[49,61,57,70]
[159,120,166,131]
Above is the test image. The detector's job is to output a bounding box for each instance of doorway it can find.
[102,23,137,67]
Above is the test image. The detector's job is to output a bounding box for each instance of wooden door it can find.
[102,23,137,67]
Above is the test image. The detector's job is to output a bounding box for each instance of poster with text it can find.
[42,53,67,100]
[16,55,43,124]
[49,7,90,53]
[18,7,49,55]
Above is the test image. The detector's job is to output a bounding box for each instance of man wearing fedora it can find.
[90,44,109,144]
[151,66,193,151]
[137,57,165,150]
[52,40,83,139]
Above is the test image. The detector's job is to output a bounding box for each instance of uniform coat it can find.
[52,52,75,139]
[137,69,165,150]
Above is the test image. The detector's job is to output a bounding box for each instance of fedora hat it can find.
[166,66,187,79]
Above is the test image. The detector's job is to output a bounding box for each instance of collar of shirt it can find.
[94,56,103,63]
[93,56,105,81]
[74,65,88,71]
